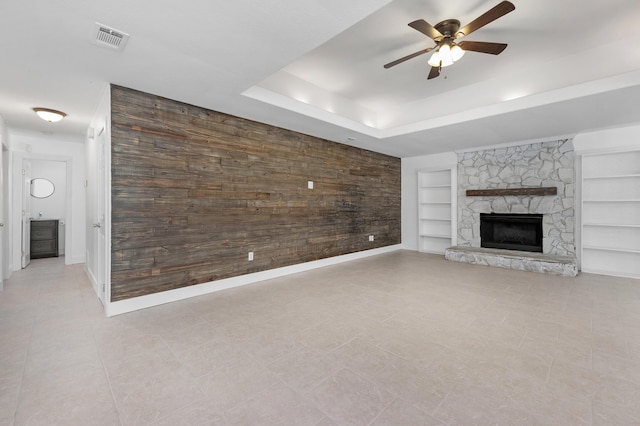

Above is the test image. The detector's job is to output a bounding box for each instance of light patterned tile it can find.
[509,378,592,425]
[109,368,202,425]
[5,253,640,425]
[197,356,281,412]
[291,316,372,354]
[175,338,247,378]
[364,322,446,366]
[309,369,394,425]
[371,398,446,425]
[373,358,454,415]
[520,334,592,369]
[15,365,119,426]
[153,400,225,426]
[160,320,226,356]
[0,383,20,426]
[434,384,535,425]
[267,347,343,393]
[549,359,640,409]
[225,384,324,426]
[241,330,306,365]
[325,337,395,379]
[592,400,640,426]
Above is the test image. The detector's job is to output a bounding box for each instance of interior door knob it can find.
[93,223,101,228]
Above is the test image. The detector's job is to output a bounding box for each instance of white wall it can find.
[573,124,640,154]
[0,114,9,283]
[10,131,86,267]
[401,151,457,251]
[30,160,67,220]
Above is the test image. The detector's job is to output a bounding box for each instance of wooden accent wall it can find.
[110,85,401,301]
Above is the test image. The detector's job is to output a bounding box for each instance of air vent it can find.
[91,22,129,51]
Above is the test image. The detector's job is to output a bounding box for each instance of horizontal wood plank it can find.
[110,85,400,301]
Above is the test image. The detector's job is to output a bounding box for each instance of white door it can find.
[95,128,107,303]
[21,161,31,268]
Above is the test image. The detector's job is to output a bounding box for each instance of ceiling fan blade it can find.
[427,66,440,79]
[408,19,443,40]
[384,47,434,69]
[458,40,508,55]
[456,1,515,38]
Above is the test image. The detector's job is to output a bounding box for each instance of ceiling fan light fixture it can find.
[384,2,515,80]
[438,44,454,67]
[33,108,67,123]
[427,50,441,67]
[451,44,465,61]
[428,43,455,67]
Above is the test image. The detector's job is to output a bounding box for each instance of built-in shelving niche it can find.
[581,149,640,278]
[417,168,457,254]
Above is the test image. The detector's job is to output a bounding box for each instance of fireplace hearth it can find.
[480,213,543,253]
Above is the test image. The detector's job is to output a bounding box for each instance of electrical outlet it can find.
[307,180,314,189]
[369,235,374,242]
[248,251,254,261]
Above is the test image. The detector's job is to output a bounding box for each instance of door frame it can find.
[85,120,110,308]
[0,143,6,288]
[11,152,73,271]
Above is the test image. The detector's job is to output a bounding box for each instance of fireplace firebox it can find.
[480,213,543,253]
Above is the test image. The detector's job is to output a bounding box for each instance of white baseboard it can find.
[105,244,402,317]
[67,254,86,265]
[3,263,13,281]
[85,264,99,295]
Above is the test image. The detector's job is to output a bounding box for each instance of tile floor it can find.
[1,251,640,425]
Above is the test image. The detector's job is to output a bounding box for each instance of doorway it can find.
[12,153,73,271]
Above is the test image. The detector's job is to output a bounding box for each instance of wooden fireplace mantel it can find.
[466,187,557,197]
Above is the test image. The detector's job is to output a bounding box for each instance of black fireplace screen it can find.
[480,213,543,253]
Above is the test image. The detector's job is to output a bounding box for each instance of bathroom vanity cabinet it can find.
[30,219,59,259]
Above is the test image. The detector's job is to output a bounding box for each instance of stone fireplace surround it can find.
[445,139,578,276]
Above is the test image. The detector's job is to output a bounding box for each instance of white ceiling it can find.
[2,0,640,158]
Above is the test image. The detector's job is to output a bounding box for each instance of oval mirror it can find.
[31,178,55,198]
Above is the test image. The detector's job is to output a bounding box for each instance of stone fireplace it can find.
[445,140,578,276]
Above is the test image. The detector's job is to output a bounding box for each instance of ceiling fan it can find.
[384,1,515,79]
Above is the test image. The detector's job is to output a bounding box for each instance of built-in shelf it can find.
[580,149,640,278]
[420,234,452,239]
[466,187,557,197]
[418,168,456,254]
[583,245,640,254]
[583,199,640,203]
[583,174,640,180]
[583,223,640,229]
[420,201,453,205]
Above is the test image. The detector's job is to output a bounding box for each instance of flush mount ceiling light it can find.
[33,108,67,123]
